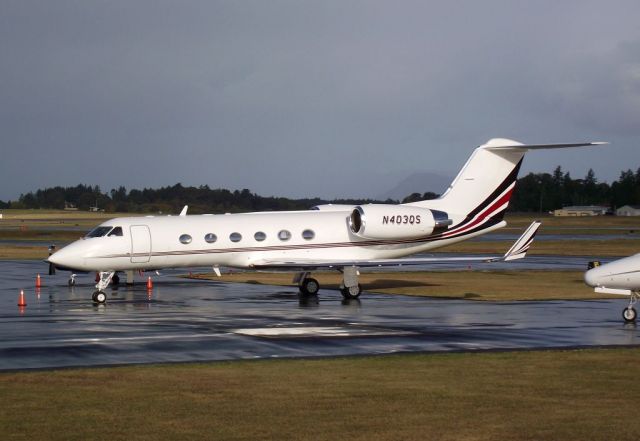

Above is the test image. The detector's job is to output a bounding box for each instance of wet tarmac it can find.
[1,260,638,371]
[394,254,603,271]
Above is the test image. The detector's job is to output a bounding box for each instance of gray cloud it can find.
[1,1,638,201]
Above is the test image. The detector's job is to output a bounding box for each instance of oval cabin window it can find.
[278,230,291,241]
[204,233,217,243]
[230,232,242,243]
[302,229,315,240]
[254,231,267,241]
[179,234,192,244]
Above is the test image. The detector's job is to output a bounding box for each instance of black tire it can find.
[300,278,320,296]
[341,284,362,299]
[92,291,107,304]
[622,306,637,323]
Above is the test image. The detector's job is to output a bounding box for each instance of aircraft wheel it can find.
[622,306,637,323]
[341,284,362,299]
[92,291,107,304]
[300,278,320,296]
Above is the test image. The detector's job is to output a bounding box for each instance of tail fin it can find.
[407,138,606,226]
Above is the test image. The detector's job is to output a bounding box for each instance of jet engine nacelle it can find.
[348,205,452,240]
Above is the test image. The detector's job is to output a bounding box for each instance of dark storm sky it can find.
[1,1,638,200]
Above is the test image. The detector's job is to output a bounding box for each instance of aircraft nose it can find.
[47,250,64,266]
[48,244,86,271]
[584,267,601,287]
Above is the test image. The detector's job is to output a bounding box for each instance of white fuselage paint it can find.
[50,209,502,272]
[584,253,640,291]
[49,138,605,274]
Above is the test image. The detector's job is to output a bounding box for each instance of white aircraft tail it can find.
[407,138,606,232]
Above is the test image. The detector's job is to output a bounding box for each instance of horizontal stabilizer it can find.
[483,140,608,151]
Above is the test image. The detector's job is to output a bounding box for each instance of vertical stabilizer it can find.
[406,138,606,232]
[407,138,526,222]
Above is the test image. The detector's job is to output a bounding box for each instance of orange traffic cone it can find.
[18,290,27,307]
[146,276,153,290]
[36,274,42,288]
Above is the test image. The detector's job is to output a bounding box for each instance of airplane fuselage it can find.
[50,208,504,272]
[46,137,606,304]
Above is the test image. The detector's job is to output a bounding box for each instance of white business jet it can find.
[585,254,640,322]
[48,138,605,303]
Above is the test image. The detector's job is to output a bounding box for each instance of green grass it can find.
[1,349,639,440]
[504,213,640,228]
[0,229,82,241]
[0,245,53,260]
[0,209,137,229]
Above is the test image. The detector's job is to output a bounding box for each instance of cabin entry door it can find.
[130,225,151,263]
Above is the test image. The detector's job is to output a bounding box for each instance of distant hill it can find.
[376,172,451,201]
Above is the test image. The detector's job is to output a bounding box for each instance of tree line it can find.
[401,167,640,212]
[2,183,391,214]
[509,166,640,213]
[2,166,639,214]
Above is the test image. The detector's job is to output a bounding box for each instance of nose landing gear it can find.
[623,292,638,323]
[92,271,115,304]
[92,291,107,303]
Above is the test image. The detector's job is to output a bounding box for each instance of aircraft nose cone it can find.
[584,268,600,287]
[47,249,68,267]
[48,245,85,271]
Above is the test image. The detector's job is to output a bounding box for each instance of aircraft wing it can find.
[249,221,541,271]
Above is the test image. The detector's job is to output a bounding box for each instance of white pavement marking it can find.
[233,326,416,338]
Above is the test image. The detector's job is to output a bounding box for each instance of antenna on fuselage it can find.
[179,205,188,216]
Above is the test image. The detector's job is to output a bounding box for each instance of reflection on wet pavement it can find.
[0,260,638,370]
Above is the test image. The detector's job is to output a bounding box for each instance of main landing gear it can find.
[623,292,639,323]
[299,276,320,296]
[339,266,362,299]
[295,266,363,299]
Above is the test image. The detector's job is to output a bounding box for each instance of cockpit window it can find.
[86,226,112,238]
[108,227,123,237]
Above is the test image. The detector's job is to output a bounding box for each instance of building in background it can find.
[552,205,610,217]
[616,205,640,216]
